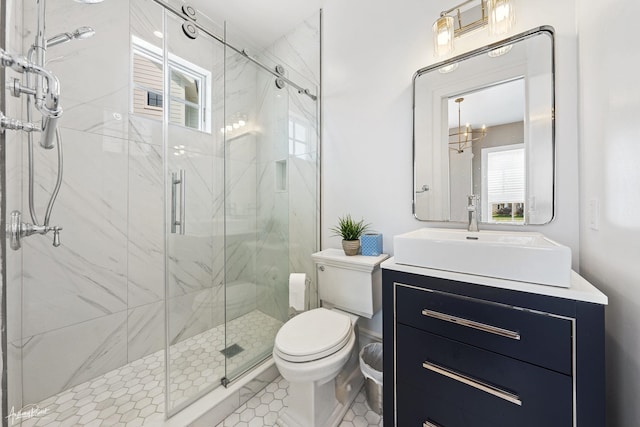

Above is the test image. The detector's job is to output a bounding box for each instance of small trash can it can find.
[359,342,383,415]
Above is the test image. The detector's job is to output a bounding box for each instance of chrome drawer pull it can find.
[421,308,521,340]
[422,361,522,406]
[424,421,442,427]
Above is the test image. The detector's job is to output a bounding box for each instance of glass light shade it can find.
[487,0,515,36]
[433,16,454,57]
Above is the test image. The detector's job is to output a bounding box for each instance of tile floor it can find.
[16,311,282,427]
[217,376,383,427]
[13,308,381,427]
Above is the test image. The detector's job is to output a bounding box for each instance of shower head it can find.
[46,26,95,48]
[73,26,96,39]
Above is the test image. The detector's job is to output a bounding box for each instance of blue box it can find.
[361,233,383,256]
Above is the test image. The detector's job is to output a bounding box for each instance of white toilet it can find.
[273,249,388,427]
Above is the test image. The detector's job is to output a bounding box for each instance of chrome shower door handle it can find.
[171,170,186,234]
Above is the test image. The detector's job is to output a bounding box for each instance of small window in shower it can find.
[131,36,212,133]
[169,67,203,130]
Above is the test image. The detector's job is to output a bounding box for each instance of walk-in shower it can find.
[1,0,319,425]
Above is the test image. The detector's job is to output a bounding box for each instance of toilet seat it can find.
[274,308,353,363]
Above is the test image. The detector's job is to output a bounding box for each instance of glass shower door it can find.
[163,9,226,414]
[222,39,290,382]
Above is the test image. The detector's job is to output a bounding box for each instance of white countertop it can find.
[382,257,608,305]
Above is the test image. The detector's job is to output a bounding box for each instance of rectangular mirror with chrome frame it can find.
[413,26,555,225]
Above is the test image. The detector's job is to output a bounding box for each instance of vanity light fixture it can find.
[433,0,515,58]
[487,0,516,36]
[449,97,487,153]
[433,15,455,58]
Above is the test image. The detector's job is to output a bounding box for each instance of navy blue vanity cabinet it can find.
[382,267,605,427]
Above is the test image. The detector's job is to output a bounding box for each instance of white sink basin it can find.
[393,228,571,287]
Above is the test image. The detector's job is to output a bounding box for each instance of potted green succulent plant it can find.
[330,214,371,256]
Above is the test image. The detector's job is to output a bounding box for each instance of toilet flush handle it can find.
[318,265,325,272]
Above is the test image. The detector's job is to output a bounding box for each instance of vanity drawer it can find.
[395,325,573,427]
[395,283,572,374]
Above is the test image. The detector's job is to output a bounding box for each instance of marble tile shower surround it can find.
[261,12,320,302]
[6,0,319,415]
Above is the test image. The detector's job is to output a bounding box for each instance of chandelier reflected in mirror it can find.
[449,97,487,153]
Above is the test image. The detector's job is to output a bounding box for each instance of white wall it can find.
[321,0,580,334]
[577,0,640,425]
[321,0,579,256]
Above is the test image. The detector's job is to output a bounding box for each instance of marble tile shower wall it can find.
[263,14,320,314]
[5,0,226,406]
[5,0,319,413]
[254,70,290,323]
[10,0,151,406]
[235,13,321,324]
[223,50,259,322]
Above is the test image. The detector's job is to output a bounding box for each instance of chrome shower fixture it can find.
[47,26,96,47]
[0,0,99,250]
[0,47,63,149]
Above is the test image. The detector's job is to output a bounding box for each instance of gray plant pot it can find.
[342,239,360,256]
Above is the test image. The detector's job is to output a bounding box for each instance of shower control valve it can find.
[52,226,62,247]
[7,210,63,250]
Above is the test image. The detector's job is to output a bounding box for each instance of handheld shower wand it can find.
[2,0,103,250]
[46,26,96,47]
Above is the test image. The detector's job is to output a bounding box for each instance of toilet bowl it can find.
[273,308,356,385]
[273,308,358,427]
[273,249,389,427]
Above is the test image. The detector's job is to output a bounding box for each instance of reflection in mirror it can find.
[413,27,555,225]
[447,79,525,224]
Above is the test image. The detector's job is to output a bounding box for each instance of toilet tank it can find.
[312,249,389,319]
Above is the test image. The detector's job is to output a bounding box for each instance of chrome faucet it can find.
[467,195,479,232]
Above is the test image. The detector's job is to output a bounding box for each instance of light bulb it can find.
[433,16,454,58]
[488,0,515,36]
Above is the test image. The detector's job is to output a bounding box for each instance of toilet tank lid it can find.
[312,249,389,271]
